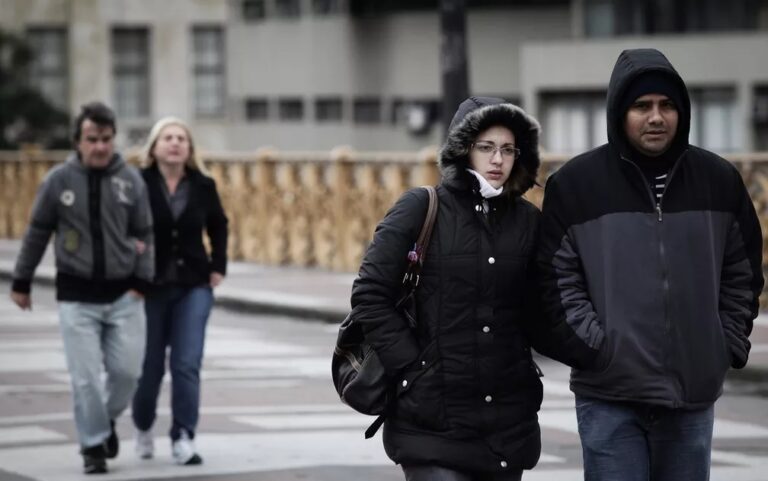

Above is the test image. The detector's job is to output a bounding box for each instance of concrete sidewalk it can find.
[0,238,354,322]
[1,237,767,378]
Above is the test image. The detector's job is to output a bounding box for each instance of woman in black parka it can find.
[351,97,544,481]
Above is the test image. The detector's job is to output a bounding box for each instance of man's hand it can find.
[10,291,32,310]
[210,272,224,288]
[128,289,144,300]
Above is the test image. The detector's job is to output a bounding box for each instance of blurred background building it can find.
[2,0,768,154]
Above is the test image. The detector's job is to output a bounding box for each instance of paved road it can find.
[1,282,768,481]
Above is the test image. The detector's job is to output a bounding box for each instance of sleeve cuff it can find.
[131,277,153,296]
[11,279,31,294]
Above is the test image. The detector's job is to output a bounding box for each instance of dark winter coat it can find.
[142,164,228,287]
[351,97,545,473]
[537,48,764,409]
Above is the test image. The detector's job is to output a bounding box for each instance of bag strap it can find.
[365,414,386,439]
[365,186,438,440]
[402,185,438,289]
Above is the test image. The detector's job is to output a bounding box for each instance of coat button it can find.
[485,395,492,403]
[482,326,490,333]
[177,259,185,266]
[475,204,482,212]
[500,460,508,468]
[172,229,178,238]
[421,360,426,367]
[401,380,408,387]
[488,257,495,264]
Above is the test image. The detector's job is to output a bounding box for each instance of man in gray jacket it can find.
[10,102,154,474]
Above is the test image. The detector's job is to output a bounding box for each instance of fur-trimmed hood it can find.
[439,96,541,197]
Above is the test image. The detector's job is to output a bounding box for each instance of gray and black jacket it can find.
[12,153,154,302]
[537,49,764,409]
[352,98,545,473]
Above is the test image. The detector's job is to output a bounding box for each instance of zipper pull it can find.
[656,205,663,222]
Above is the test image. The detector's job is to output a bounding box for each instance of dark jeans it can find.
[575,394,714,481]
[132,285,213,441]
[402,465,523,481]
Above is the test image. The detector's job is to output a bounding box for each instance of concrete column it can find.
[69,0,111,111]
[738,81,755,152]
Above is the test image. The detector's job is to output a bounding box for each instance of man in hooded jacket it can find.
[537,48,763,480]
[10,102,154,474]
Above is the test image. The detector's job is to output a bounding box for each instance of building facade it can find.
[3,0,768,153]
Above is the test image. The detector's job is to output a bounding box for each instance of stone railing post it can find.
[330,146,354,271]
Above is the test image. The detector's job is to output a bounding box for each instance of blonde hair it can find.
[140,116,210,176]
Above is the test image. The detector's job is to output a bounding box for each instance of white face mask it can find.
[466,169,504,198]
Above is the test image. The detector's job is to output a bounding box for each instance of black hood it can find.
[606,48,691,158]
[439,96,541,197]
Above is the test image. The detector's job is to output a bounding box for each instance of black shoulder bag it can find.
[331,185,439,438]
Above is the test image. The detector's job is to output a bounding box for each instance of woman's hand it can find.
[210,272,224,288]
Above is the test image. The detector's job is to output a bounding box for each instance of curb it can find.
[0,268,346,324]
[213,292,346,323]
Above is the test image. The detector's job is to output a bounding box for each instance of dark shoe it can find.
[183,453,203,466]
[81,445,108,474]
[105,420,119,459]
[172,429,203,465]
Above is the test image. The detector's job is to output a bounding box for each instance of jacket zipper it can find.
[621,151,687,407]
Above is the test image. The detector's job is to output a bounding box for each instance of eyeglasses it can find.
[471,141,520,160]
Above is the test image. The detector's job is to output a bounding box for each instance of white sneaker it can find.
[171,429,202,465]
[135,429,154,459]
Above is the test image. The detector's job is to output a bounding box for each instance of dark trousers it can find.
[402,465,523,481]
[132,285,213,441]
[575,394,714,481]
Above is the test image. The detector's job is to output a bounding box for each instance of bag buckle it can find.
[402,272,419,286]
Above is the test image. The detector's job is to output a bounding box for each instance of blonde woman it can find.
[131,117,228,465]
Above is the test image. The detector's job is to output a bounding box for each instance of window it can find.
[26,27,68,110]
[315,97,343,122]
[245,97,269,121]
[590,0,762,36]
[242,0,267,20]
[192,26,226,118]
[754,86,768,151]
[584,0,615,36]
[278,97,304,121]
[391,98,440,135]
[540,92,607,154]
[313,0,347,15]
[689,88,739,152]
[112,28,150,118]
[275,0,301,17]
[353,98,381,124]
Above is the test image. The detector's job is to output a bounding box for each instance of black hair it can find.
[72,102,117,142]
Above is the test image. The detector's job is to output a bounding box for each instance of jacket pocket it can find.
[679,315,731,403]
[590,335,614,374]
[395,339,446,431]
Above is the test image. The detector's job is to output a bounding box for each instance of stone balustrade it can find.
[2,149,768,305]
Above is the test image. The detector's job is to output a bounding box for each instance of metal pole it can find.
[440,0,470,137]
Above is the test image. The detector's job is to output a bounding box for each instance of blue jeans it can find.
[58,292,146,448]
[575,394,714,481]
[132,285,213,441]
